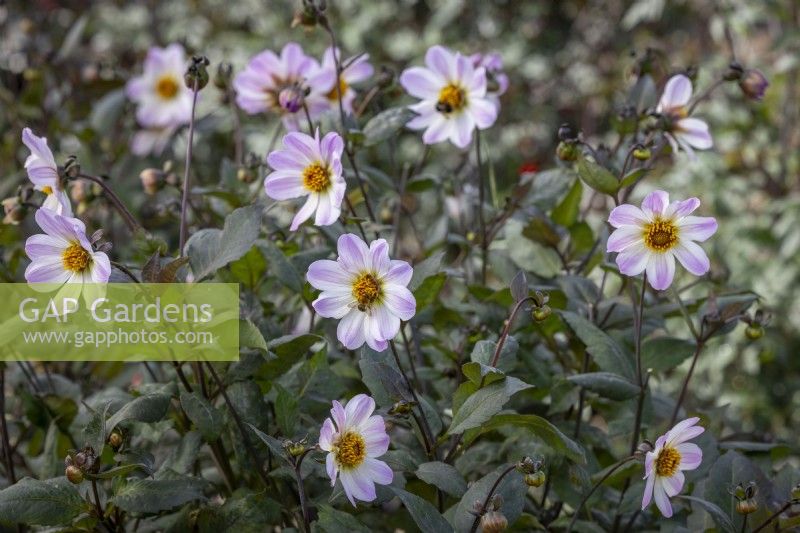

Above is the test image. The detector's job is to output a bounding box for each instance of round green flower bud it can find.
[532,305,551,322]
[735,498,758,515]
[633,147,651,161]
[524,471,546,487]
[480,511,508,533]
[745,325,764,340]
[556,141,579,162]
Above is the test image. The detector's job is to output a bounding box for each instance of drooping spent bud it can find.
[480,511,508,533]
[739,69,769,101]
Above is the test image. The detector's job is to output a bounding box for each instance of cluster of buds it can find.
[185,55,210,91]
[724,61,769,101]
[140,161,178,195]
[237,152,264,184]
[473,494,507,533]
[740,309,771,340]
[556,123,580,162]
[282,436,309,458]
[517,456,546,487]
[731,481,759,515]
[2,187,32,225]
[530,291,551,322]
[64,446,99,484]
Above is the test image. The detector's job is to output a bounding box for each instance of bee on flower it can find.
[21,128,72,216]
[657,74,713,158]
[642,418,704,517]
[306,234,416,352]
[319,394,393,506]
[233,42,335,131]
[399,45,498,149]
[264,130,346,231]
[607,190,717,290]
[126,44,194,129]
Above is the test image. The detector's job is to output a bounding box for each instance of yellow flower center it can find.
[155,75,180,99]
[302,163,331,193]
[41,186,53,195]
[436,84,466,114]
[655,446,681,477]
[643,218,678,252]
[334,431,366,469]
[62,242,91,273]
[352,272,382,311]
[326,77,349,101]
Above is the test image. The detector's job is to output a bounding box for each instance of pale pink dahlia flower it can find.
[319,394,393,506]
[399,45,498,149]
[265,130,346,231]
[307,234,416,352]
[657,74,713,158]
[21,128,72,216]
[642,417,704,518]
[607,190,717,290]
[125,44,194,129]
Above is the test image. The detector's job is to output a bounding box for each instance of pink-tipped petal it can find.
[326,452,338,485]
[659,74,692,112]
[339,469,376,506]
[319,418,336,451]
[607,226,644,253]
[290,195,318,231]
[676,443,703,470]
[385,260,413,286]
[330,400,347,430]
[653,480,673,517]
[337,309,367,350]
[641,190,670,217]
[337,234,370,272]
[641,473,655,510]
[400,67,443,99]
[678,216,717,242]
[312,292,353,319]
[666,198,700,219]
[673,241,710,276]
[360,457,393,485]
[662,471,685,497]
[361,415,390,456]
[382,285,416,321]
[264,173,306,200]
[307,260,351,290]
[608,204,648,228]
[616,244,650,276]
[344,394,375,429]
[425,45,454,78]
[676,118,713,150]
[646,252,676,291]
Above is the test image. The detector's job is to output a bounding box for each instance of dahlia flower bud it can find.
[107,429,123,450]
[736,498,758,515]
[389,399,414,416]
[524,471,546,487]
[480,511,508,533]
[65,464,84,484]
[739,69,769,101]
[556,141,579,162]
[532,305,551,322]
[2,197,27,225]
[633,146,651,161]
[184,55,210,91]
[278,85,305,113]
[140,168,165,195]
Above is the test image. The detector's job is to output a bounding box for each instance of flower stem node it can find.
[184,55,210,91]
[480,511,508,533]
[632,146,651,161]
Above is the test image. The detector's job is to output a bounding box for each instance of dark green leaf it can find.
[390,486,454,533]
[180,391,224,441]
[470,336,518,372]
[105,393,171,435]
[510,270,528,303]
[447,376,533,435]
[678,495,736,533]
[641,337,695,373]
[316,504,371,532]
[576,155,619,195]
[567,372,639,400]
[362,107,415,147]
[453,466,526,532]
[409,251,445,292]
[87,463,152,480]
[260,240,303,292]
[0,477,86,526]
[239,319,268,352]
[416,461,468,497]
[552,178,583,227]
[274,384,298,436]
[229,246,266,288]
[113,475,207,513]
[186,204,262,280]
[560,311,635,380]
